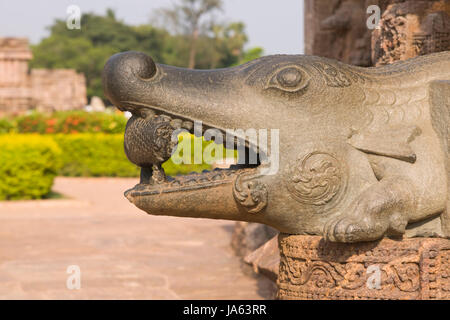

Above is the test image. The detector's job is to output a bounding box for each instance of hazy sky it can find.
[0,0,304,55]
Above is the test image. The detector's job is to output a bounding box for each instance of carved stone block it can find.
[372,0,450,65]
[231,222,278,257]
[244,236,280,282]
[304,0,373,66]
[277,234,450,300]
[0,37,87,115]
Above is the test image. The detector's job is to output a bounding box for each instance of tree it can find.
[237,47,265,65]
[31,36,116,98]
[211,22,248,68]
[31,8,264,101]
[156,0,222,68]
[31,10,168,99]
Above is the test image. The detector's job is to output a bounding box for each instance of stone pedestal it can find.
[277,234,450,300]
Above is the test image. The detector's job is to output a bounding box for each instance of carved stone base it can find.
[277,234,450,300]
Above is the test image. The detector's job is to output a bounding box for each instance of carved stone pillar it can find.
[277,234,450,300]
[304,0,373,66]
[294,0,450,301]
[372,0,450,65]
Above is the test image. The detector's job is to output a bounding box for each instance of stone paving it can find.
[0,177,275,299]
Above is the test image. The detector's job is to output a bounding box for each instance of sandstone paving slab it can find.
[0,177,274,299]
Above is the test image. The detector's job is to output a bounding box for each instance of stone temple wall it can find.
[304,0,374,66]
[0,37,87,115]
[31,69,87,112]
[372,0,450,65]
[0,38,33,114]
[304,0,450,66]
[238,0,450,292]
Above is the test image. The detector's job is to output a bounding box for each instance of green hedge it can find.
[53,133,219,177]
[0,133,233,199]
[0,118,14,133]
[53,134,140,177]
[0,135,61,200]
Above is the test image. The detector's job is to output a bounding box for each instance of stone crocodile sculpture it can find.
[103,51,450,243]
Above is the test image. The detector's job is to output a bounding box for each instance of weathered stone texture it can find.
[244,236,280,282]
[31,69,87,112]
[278,234,450,300]
[105,49,450,241]
[231,222,278,257]
[372,0,450,65]
[304,0,373,66]
[305,0,450,67]
[0,38,33,113]
[0,37,87,115]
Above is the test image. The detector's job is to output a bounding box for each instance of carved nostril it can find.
[127,52,157,80]
[109,51,156,79]
[103,51,157,106]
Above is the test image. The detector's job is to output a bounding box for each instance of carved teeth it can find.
[141,111,194,134]
[141,108,155,119]
[138,169,238,190]
[160,114,172,122]
[170,119,183,129]
[159,116,193,133]
[182,121,193,131]
[129,111,257,190]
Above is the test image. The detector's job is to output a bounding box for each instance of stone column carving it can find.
[278,234,450,300]
[372,0,450,65]
[304,0,373,66]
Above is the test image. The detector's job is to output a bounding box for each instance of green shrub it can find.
[53,133,140,177]
[52,133,224,177]
[14,110,127,134]
[0,134,62,200]
[0,118,14,133]
[162,132,234,176]
[0,130,234,199]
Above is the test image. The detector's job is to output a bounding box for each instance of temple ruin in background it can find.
[0,38,87,115]
[304,0,374,66]
[305,0,450,66]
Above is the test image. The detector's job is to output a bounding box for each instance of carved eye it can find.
[267,67,309,93]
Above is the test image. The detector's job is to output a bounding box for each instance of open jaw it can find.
[122,104,265,220]
[102,51,270,221]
